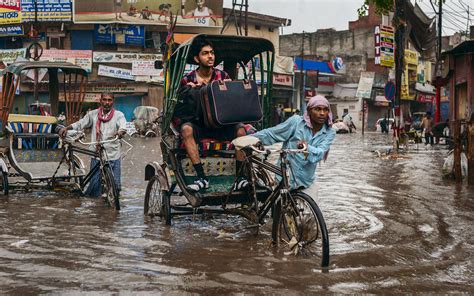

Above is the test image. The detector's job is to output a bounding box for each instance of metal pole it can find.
[435,0,442,123]
[300,31,305,112]
[244,0,248,36]
[394,0,406,150]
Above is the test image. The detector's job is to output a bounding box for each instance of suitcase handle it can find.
[242,79,252,90]
[218,80,227,91]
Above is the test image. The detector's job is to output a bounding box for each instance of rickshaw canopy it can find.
[1,61,89,77]
[175,34,275,65]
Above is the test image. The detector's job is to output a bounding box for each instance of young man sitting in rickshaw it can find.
[174,38,249,192]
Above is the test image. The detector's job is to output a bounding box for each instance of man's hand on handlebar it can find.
[116,130,126,139]
[58,127,69,138]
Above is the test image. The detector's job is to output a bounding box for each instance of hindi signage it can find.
[132,61,161,76]
[98,64,135,80]
[0,48,26,63]
[93,51,162,64]
[21,0,72,22]
[0,0,21,24]
[40,49,93,72]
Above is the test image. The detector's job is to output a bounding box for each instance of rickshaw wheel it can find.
[144,175,171,224]
[0,171,8,196]
[272,192,329,267]
[131,132,140,138]
[102,165,120,210]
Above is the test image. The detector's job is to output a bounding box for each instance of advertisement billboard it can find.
[21,0,72,22]
[95,24,145,46]
[74,0,223,27]
[0,0,21,24]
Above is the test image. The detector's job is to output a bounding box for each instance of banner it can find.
[0,0,21,24]
[40,49,93,72]
[93,51,162,63]
[59,93,101,103]
[0,48,26,63]
[21,0,72,22]
[74,0,223,27]
[95,24,145,46]
[356,71,375,99]
[98,65,135,80]
[0,24,22,36]
[132,61,161,76]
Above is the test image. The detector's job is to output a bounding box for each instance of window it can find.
[255,25,261,30]
[268,27,274,32]
[47,36,64,49]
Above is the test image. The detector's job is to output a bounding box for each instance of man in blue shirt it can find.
[253,95,335,189]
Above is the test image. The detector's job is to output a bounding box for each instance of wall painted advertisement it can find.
[21,0,72,22]
[74,0,223,27]
[0,0,21,24]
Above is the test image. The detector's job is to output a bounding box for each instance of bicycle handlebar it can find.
[248,143,307,155]
[78,136,119,146]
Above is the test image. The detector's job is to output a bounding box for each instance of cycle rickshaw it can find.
[143,34,330,267]
[0,61,124,210]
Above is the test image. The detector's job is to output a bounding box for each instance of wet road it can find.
[1,133,473,294]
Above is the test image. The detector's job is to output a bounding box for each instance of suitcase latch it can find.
[242,80,252,90]
[218,80,228,91]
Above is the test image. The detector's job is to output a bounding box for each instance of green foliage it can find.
[358,0,394,16]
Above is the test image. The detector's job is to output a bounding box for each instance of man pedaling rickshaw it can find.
[173,38,249,192]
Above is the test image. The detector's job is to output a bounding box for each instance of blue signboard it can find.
[21,0,73,22]
[95,25,145,46]
[384,81,395,101]
[0,25,23,36]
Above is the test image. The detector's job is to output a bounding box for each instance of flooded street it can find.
[1,133,473,294]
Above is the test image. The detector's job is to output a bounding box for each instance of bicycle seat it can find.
[232,135,261,150]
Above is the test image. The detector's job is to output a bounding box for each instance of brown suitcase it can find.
[200,80,262,129]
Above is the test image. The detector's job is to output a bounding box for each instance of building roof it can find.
[223,8,290,28]
[443,40,474,56]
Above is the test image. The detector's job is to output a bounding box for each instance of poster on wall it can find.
[0,0,21,24]
[95,24,145,46]
[40,50,93,72]
[21,0,72,22]
[356,71,375,99]
[74,0,223,27]
[0,48,26,63]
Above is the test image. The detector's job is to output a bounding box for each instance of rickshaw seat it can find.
[178,138,234,153]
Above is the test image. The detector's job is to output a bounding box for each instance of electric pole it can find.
[394,0,406,150]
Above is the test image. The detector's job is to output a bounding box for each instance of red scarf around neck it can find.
[96,107,115,141]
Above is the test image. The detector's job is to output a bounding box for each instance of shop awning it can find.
[294,57,335,74]
[374,96,390,106]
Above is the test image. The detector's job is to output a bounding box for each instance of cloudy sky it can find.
[223,0,473,36]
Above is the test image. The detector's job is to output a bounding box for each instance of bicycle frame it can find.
[244,149,298,225]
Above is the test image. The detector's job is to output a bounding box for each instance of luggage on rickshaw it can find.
[200,79,262,128]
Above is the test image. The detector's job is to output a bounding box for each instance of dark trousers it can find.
[425,133,434,145]
[84,158,121,197]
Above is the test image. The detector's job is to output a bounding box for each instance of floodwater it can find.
[0,133,473,294]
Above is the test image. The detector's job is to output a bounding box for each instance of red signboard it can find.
[418,93,435,103]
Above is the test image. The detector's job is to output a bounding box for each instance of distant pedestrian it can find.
[422,112,434,145]
[381,117,388,134]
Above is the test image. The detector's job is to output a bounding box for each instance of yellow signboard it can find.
[0,1,21,25]
[404,49,418,65]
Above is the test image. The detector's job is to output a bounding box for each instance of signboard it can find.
[384,81,395,101]
[95,24,145,46]
[0,24,22,36]
[356,71,375,99]
[98,64,135,80]
[21,0,72,22]
[404,49,418,65]
[374,25,394,68]
[40,50,93,72]
[273,73,293,87]
[74,0,223,27]
[132,61,161,76]
[0,48,26,63]
[93,52,162,64]
[417,93,435,103]
[87,84,148,93]
[59,93,101,103]
[0,0,21,24]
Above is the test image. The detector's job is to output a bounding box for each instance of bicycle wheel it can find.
[102,165,120,210]
[272,191,329,267]
[0,170,8,196]
[144,175,171,224]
